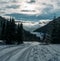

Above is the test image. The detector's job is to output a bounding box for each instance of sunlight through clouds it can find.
[0,0,60,20]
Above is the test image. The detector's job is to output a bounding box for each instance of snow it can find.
[0,42,60,61]
[31,32,44,40]
[15,20,51,31]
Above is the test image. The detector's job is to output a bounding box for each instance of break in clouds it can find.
[0,0,60,20]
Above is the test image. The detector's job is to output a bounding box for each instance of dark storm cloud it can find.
[5,5,20,9]
[42,5,53,13]
[0,0,60,20]
[5,13,38,21]
[5,12,58,21]
[21,10,36,12]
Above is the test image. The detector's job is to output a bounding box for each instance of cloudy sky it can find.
[0,0,60,21]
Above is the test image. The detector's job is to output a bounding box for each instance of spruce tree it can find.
[1,21,6,40]
[5,20,11,44]
[17,23,23,45]
[20,23,23,43]
[10,18,16,43]
[51,18,60,43]
[51,19,57,43]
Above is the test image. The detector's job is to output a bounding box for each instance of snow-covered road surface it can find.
[0,42,60,61]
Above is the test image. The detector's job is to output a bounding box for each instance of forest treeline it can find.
[0,16,23,44]
[0,16,60,44]
[45,17,60,44]
[51,17,60,43]
[34,17,60,44]
[0,16,40,45]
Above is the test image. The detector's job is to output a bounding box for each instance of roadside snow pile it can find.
[0,40,5,45]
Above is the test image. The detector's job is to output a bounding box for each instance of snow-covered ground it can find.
[0,42,60,61]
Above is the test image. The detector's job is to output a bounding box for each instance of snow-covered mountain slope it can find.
[30,32,44,40]
[22,20,51,31]
[0,42,60,61]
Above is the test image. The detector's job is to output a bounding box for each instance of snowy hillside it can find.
[30,32,44,40]
[15,20,51,31]
[0,42,60,61]
[23,20,51,31]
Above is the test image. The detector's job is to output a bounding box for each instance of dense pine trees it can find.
[38,17,60,44]
[1,21,6,40]
[1,17,23,45]
[16,23,23,44]
[1,16,60,44]
[51,17,60,44]
[5,18,16,44]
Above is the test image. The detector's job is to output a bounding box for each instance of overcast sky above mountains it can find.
[0,0,60,21]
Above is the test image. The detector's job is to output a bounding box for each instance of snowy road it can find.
[0,42,60,61]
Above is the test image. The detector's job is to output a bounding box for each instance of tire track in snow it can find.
[46,45,60,61]
[0,45,17,51]
[0,44,31,57]
[5,46,32,61]
[7,46,33,61]
[0,44,60,61]
[0,44,30,52]
[5,47,30,61]
[38,45,60,61]
[27,45,41,61]
[48,45,60,54]
[40,45,56,61]
[26,46,34,61]
[33,46,40,61]
[33,46,41,61]
[17,46,33,61]
[37,45,48,61]
[0,44,31,61]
